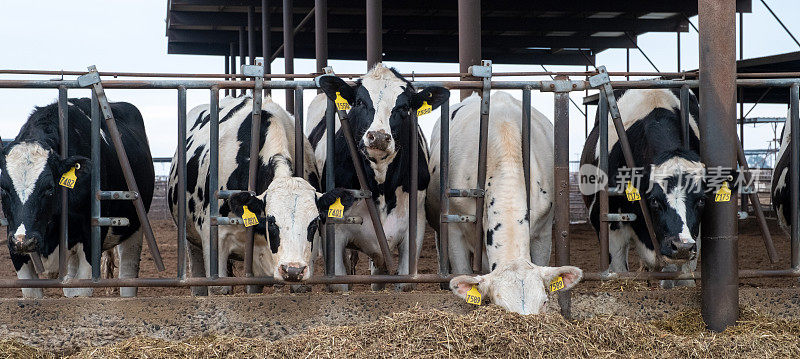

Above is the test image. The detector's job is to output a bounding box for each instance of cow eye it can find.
[696,197,706,209]
[355,98,364,107]
[649,197,662,210]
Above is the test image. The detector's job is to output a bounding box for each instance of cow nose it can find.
[662,237,697,259]
[13,234,37,253]
[279,263,308,282]
[365,130,391,151]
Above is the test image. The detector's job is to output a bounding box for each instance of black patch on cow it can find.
[196,187,204,204]
[486,229,494,246]
[489,198,495,206]
[225,111,275,194]
[308,117,327,149]
[491,263,497,271]
[267,215,280,253]
[188,197,196,212]
[307,172,321,191]
[185,146,204,194]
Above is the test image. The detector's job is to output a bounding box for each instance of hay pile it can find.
[7,306,800,358]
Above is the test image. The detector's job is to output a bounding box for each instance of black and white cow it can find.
[426,91,582,314]
[580,89,704,287]
[771,115,792,233]
[305,64,448,290]
[0,98,154,298]
[168,94,350,295]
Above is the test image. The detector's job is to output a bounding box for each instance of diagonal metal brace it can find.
[79,65,165,272]
[590,65,660,253]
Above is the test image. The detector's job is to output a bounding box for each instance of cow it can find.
[580,89,704,288]
[0,98,154,298]
[424,91,580,314]
[305,64,449,291]
[771,114,792,233]
[168,94,350,295]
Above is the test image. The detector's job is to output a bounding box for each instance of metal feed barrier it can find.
[0,65,799,319]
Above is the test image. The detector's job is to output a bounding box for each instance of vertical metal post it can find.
[294,88,304,177]
[699,0,738,332]
[230,42,237,97]
[209,87,220,279]
[315,0,328,76]
[239,28,246,97]
[248,6,257,65]
[598,94,610,272]
[791,83,800,270]
[626,48,630,80]
[677,31,681,72]
[408,109,419,276]
[283,0,295,113]
[680,85,691,150]
[324,100,336,276]
[472,73,490,273]
[224,55,230,96]
[90,93,101,280]
[262,0,271,96]
[438,99,451,277]
[57,86,69,280]
[553,76,571,317]
[245,75,263,293]
[177,86,188,279]
[366,0,382,69]
[522,88,532,227]
[739,12,747,212]
[458,0,480,100]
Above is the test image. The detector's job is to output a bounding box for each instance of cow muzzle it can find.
[279,263,308,282]
[365,130,392,152]
[12,234,37,253]
[661,237,697,260]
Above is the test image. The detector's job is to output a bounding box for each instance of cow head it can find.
[0,141,88,254]
[318,64,448,181]
[227,178,355,282]
[646,150,706,262]
[450,258,583,315]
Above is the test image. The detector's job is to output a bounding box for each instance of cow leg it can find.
[608,227,630,273]
[661,239,700,288]
[64,243,93,297]
[530,223,553,267]
[209,240,233,295]
[17,262,42,299]
[435,232,450,290]
[448,225,472,275]
[188,243,208,296]
[116,230,143,297]
[396,220,424,292]
[327,235,350,292]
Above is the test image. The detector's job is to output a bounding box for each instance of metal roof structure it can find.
[737,51,800,104]
[165,0,751,66]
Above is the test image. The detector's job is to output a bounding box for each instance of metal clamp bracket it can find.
[347,189,372,199]
[441,214,477,223]
[241,65,264,78]
[468,60,492,78]
[328,216,364,225]
[214,217,245,226]
[217,190,257,200]
[448,188,485,198]
[541,79,581,93]
[738,211,749,220]
[93,217,130,227]
[603,213,638,222]
[98,191,139,201]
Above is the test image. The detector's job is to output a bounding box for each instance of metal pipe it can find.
[553,76,571,317]
[457,0,480,100]
[324,100,336,276]
[269,7,314,63]
[294,88,304,177]
[57,87,69,280]
[740,12,746,213]
[209,87,220,278]
[699,0,739,332]
[791,83,800,270]
[248,6,256,65]
[230,42,237,96]
[366,0,382,69]
[598,94,610,272]
[283,0,294,113]
[90,93,101,280]
[472,77,490,273]
[177,87,188,279]
[677,31,681,72]
[680,85,691,150]
[521,87,532,244]
[315,0,328,75]
[262,0,271,96]
[245,76,264,293]
[408,108,419,276]
[438,99,451,278]
[239,27,246,96]
[737,142,777,262]
[224,55,230,96]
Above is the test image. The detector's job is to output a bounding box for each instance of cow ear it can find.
[449,275,484,299]
[227,192,265,217]
[412,86,450,111]
[539,265,583,291]
[58,156,90,177]
[316,188,356,216]
[318,76,356,105]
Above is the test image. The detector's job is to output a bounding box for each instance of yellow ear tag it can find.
[328,198,344,219]
[416,101,432,117]
[465,285,482,305]
[549,276,565,292]
[715,181,732,202]
[241,205,259,227]
[625,181,641,202]
[334,92,351,111]
[59,165,79,189]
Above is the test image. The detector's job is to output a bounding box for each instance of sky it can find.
[1,0,799,176]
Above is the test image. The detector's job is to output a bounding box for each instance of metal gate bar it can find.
[209,87,220,278]
[57,86,69,279]
[438,99,451,278]
[553,75,572,317]
[324,101,336,276]
[176,86,188,279]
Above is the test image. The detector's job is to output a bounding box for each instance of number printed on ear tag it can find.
[715,181,732,202]
[328,198,344,219]
[549,276,565,292]
[241,205,259,227]
[416,101,432,116]
[334,92,351,111]
[465,285,482,305]
[625,181,641,202]
[59,166,78,189]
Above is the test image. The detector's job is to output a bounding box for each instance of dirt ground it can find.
[0,212,793,298]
